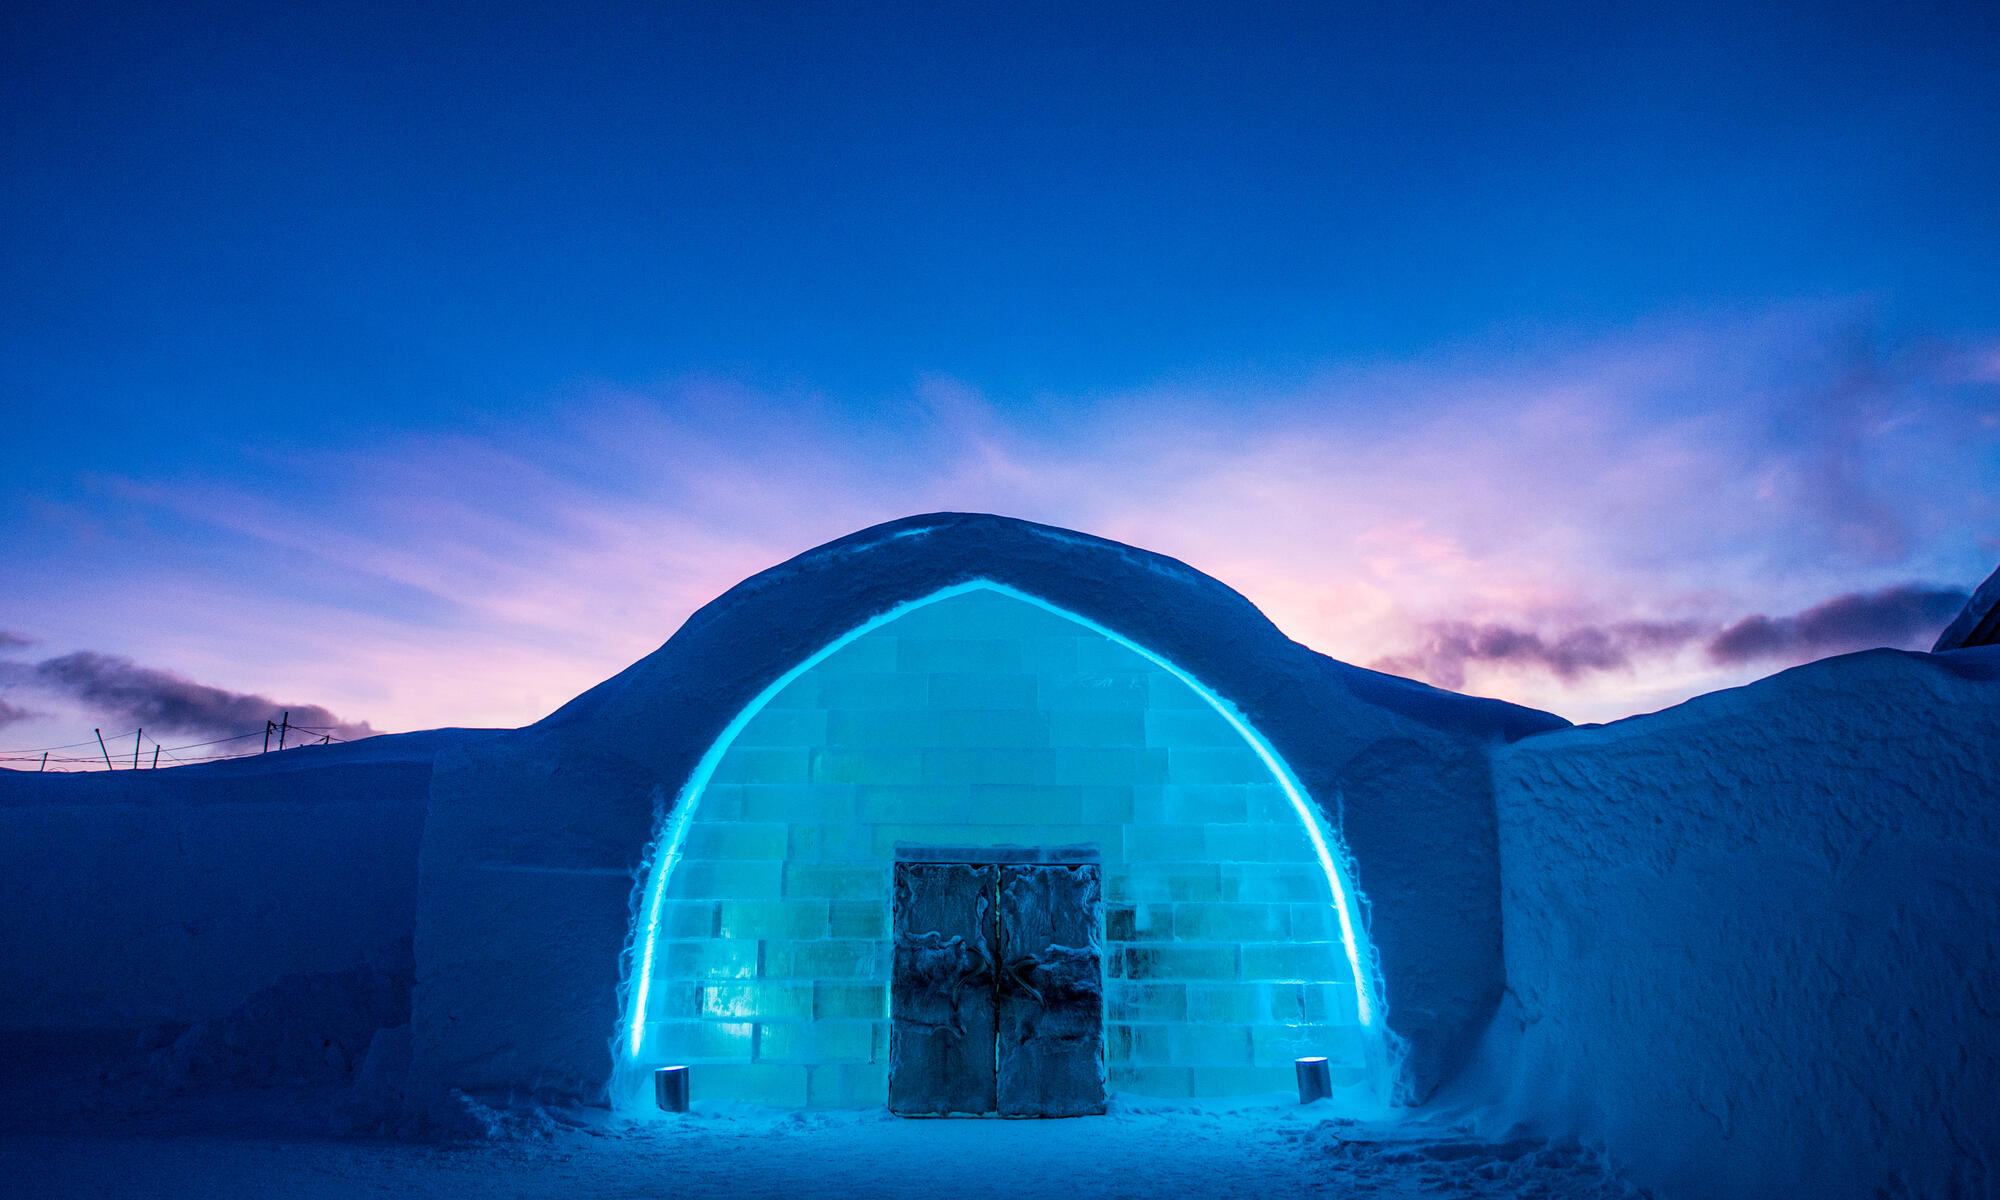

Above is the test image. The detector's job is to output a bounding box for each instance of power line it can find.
[1,718,357,770]
[0,723,356,758]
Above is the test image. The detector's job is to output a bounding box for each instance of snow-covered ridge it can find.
[0,727,500,805]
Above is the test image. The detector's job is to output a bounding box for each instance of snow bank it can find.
[1478,646,2000,1199]
[0,732,476,1030]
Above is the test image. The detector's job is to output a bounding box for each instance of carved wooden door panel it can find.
[996,863,1106,1116]
[889,860,1105,1117]
[888,862,997,1115]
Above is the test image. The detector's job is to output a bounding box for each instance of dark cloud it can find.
[1706,585,1969,665]
[0,632,33,652]
[1,651,376,740]
[1374,582,1973,692]
[1371,619,1706,691]
[0,698,38,730]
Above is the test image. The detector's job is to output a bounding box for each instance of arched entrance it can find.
[613,581,1389,1112]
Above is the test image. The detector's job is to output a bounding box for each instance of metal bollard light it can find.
[655,1065,690,1113]
[1295,1056,1332,1104]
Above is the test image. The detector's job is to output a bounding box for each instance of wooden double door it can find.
[888,861,1106,1117]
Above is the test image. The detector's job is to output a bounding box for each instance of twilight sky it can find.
[3,1,1998,763]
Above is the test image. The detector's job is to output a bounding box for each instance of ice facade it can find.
[626,587,1375,1109]
[8,509,1994,1199]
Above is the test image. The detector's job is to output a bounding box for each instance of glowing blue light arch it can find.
[618,579,1383,1070]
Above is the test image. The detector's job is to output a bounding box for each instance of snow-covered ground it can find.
[2,1033,1643,1199]
[3,1105,1644,1200]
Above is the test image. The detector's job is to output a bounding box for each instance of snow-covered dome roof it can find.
[541,511,1566,745]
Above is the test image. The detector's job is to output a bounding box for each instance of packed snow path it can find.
[4,1101,1642,1199]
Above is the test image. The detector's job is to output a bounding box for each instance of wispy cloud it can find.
[4,306,1995,737]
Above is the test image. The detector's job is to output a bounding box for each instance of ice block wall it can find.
[633,588,1371,1108]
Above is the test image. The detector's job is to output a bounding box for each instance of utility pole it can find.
[133,729,142,770]
[39,752,47,772]
[152,746,160,769]
[95,729,113,771]
[264,720,274,753]
[277,710,290,750]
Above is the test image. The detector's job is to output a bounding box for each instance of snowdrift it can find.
[1479,645,2000,1200]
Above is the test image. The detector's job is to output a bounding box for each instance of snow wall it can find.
[0,732,469,1030]
[411,513,1566,1111]
[1476,646,2000,1200]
